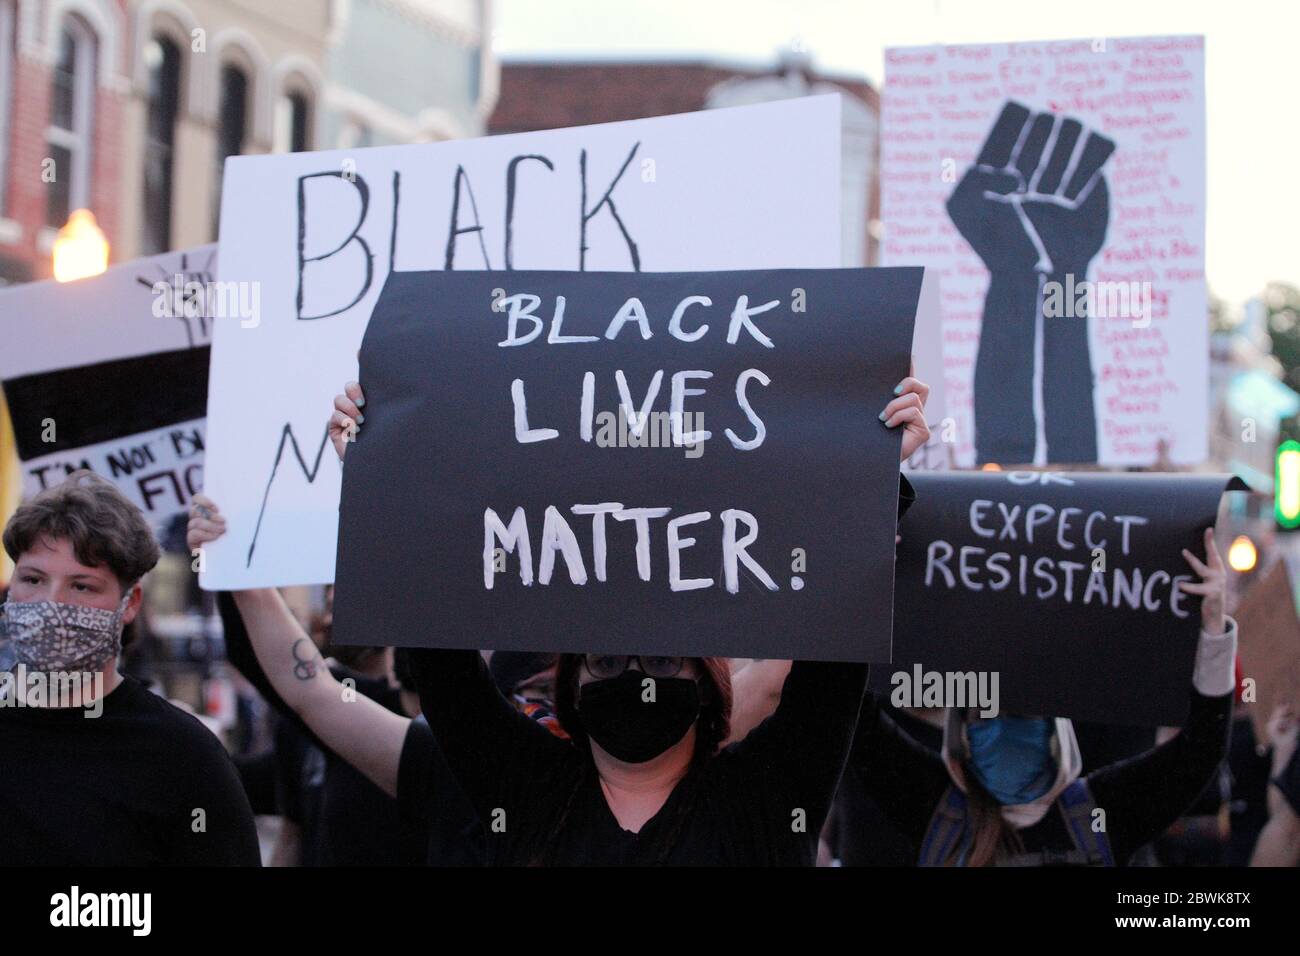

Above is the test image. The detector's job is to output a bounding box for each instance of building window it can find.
[46,17,97,228]
[141,36,181,255]
[0,1,16,218]
[274,89,310,153]
[212,63,248,238]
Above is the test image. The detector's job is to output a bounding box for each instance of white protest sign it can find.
[201,96,844,588]
[881,36,1206,467]
[0,247,217,545]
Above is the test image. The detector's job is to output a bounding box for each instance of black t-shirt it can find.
[397,716,487,866]
[0,676,261,865]
[408,649,868,866]
[310,669,427,866]
[834,704,942,866]
[272,712,326,864]
[217,592,481,865]
[231,747,280,816]
[402,476,912,866]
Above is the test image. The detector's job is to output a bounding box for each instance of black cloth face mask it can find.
[577,669,701,763]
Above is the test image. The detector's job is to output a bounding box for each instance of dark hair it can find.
[3,470,159,591]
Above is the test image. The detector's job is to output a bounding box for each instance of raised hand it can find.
[186,494,227,551]
[1178,527,1226,636]
[947,101,1114,276]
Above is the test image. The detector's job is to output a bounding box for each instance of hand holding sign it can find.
[330,382,366,461]
[885,366,931,462]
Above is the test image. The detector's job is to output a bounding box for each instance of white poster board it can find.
[0,247,215,547]
[881,36,1206,468]
[201,96,844,588]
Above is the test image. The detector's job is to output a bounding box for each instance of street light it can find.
[1278,439,1300,530]
[52,209,108,282]
[1227,534,1258,573]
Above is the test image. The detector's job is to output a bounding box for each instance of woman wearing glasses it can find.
[327,372,930,865]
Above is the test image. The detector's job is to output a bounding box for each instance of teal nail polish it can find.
[356,413,365,424]
[893,384,903,395]
[878,411,887,421]
[355,396,365,407]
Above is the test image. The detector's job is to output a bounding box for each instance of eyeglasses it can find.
[582,655,685,680]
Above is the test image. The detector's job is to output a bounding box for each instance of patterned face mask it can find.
[0,594,131,673]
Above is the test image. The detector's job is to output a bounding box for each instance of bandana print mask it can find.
[0,594,131,673]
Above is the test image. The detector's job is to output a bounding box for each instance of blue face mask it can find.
[965,716,1056,805]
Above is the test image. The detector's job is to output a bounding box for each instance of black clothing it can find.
[851,688,1233,865]
[1223,718,1272,866]
[232,746,280,816]
[0,675,260,865]
[403,475,915,866]
[835,705,942,865]
[1275,739,1300,818]
[216,592,477,865]
[397,716,487,865]
[409,649,867,865]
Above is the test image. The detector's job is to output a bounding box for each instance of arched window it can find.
[275,88,310,153]
[46,16,97,228]
[212,61,248,237]
[141,35,181,254]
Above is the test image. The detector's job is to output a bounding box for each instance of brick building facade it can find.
[0,1,128,284]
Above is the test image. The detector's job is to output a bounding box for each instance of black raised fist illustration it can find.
[948,101,1114,275]
[947,101,1115,465]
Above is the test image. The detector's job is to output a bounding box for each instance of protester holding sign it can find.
[213,588,431,865]
[326,373,928,865]
[186,500,587,864]
[0,472,259,865]
[849,528,1236,866]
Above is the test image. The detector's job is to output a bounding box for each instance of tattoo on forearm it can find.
[291,638,320,680]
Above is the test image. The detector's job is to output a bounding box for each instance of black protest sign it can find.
[874,471,1247,725]
[332,268,925,660]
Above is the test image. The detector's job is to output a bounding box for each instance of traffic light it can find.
[1278,439,1300,529]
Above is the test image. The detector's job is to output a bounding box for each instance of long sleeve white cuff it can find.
[1193,616,1238,698]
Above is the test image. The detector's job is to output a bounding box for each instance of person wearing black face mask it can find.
[572,656,703,763]
[329,372,931,865]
